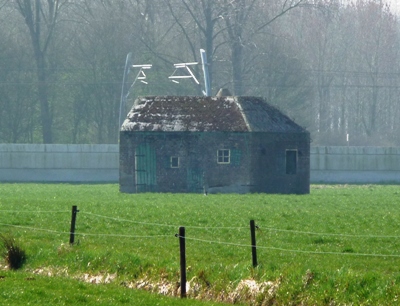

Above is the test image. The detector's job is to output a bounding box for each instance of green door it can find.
[135,143,157,192]
[187,168,203,193]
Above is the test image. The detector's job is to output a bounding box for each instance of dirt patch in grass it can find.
[124,276,282,304]
[29,265,282,304]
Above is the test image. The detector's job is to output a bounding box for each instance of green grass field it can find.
[1,184,400,305]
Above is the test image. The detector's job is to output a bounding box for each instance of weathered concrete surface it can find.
[0,144,399,184]
[310,146,400,183]
[0,144,118,182]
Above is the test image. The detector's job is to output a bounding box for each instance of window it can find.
[217,149,230,164]
[171,156,179,168]
[286,150,297,174]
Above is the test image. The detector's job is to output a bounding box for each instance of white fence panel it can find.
[310,146,400,183]
[0,144,119,182]
[0,144,399,183]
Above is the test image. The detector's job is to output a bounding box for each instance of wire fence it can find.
[0,207,399,260]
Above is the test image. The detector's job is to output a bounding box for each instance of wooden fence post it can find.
[69,205,79,245]
[179,226,186,298]
[250,220,257,267]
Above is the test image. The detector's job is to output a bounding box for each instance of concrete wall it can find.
[311,146,400,183]
[0,144,399,184]
[0,144,118,182]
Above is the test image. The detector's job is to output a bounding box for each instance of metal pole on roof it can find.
[119,52,132,133]
[119,53,152,139]
[200,49,211,96]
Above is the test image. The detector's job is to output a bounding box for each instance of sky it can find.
[386,0,400,14]
[345,0,400,14]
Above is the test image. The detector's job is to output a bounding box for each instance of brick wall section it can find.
[119,131,310,194]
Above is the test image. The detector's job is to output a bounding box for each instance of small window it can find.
[217,149,230,164]
[171,156,179,168]
[286,150,297,174]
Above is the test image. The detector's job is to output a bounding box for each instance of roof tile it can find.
[121,96,306,133]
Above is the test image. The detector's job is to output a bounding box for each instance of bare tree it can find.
[220,0,305,95]
[14,0,66,143]
[164,0,226,93]
[66,1,145,143]
[0,22,36,142]
[288,0,400,146]
[351,0,398,140]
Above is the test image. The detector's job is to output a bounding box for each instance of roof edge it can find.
[233,97,252,132]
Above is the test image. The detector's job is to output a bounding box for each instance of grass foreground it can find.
[0,269,226,305]
[1,184,400,305]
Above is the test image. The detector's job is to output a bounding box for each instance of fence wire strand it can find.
[75,233,171,239]
[3,208,398,238]
[0,222,69,235]
[81,211,400,239]
[259,226,400,239]
[2,209,400,258]
[80,211,248,230]
[0,222,172,239]
[177,235,400,258]
[0,210,69,214]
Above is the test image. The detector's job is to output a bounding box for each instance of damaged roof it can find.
[121,96,307,133]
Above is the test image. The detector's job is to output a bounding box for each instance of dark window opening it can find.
[286,150,297,174]
[171,156,179,168]
[217,149,230,164]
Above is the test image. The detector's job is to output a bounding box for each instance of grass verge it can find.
[0,270,224,305]
[0,183,400,304]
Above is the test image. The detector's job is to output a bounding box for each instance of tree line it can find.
[0,0,399,146]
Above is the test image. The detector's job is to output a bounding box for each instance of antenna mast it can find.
[119,53,152,132]
[169,62,200,84]
[200,49,211,96]
[169,49,211,96]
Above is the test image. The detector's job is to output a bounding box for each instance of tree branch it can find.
[254,0,304,34]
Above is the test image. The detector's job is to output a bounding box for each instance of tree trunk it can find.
[231,41,243,95]
[16,0,54,143]
[35,50,52,143]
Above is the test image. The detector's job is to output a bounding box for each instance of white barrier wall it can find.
[0,144,399,183]
[0,144,119,182]
[310,146,400,183]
